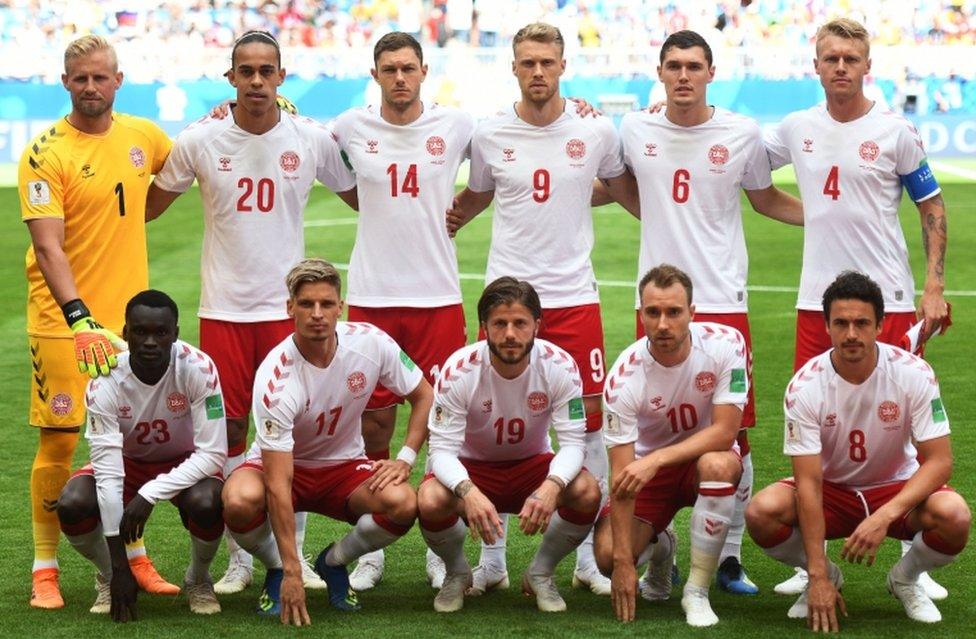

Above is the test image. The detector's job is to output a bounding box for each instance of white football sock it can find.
[326,515,401,567]
[230,518,282,569]
[529,512,592,576]
[637,526,675,567]
[187,534,221,584]
[66,525,111,579]
[294,511,307,558]
[687,481,735,590]
[422,518,469,574]
[890,531,956,583]
[721,452,752,562]
[479,514,508,569]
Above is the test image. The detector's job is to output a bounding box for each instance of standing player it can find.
[221,259,431,625]
[146,31,358,593]
[615,30,803,595]
[330,32,473,590]
[447,21,636,596]
[766,18,950,599]
[594,265,746,627]
[419,277,601,613]
[19,34,176,608]
[56,290,226,620]
[746,271,970,630]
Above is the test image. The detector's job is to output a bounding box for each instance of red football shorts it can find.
[479,303,605,397]
[636,311,756,428]
[423,453,556,515]
[73,452,217,505]
[238,458,376,524]
[793,310,917,372]
[348,304,466,410]
[778,478,955,540]
[200,318,293,419]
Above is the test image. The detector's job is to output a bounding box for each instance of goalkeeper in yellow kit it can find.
[18,35,176,609]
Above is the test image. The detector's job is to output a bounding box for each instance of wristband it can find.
[395,446,417,467]
[61,298,91,326]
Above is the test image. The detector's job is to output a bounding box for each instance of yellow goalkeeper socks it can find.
[31,429,79,571]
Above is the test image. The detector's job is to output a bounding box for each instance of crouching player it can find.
[56,290,227,621]
[747,271,970,631]
[221,258,431,625]
[594,265,746,627]
[419,277,601,613]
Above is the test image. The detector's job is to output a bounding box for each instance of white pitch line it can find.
[327,262,976,296]
[304,218,359,227]
[930,160,976,181]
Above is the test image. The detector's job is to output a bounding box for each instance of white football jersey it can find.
[250,323,423,467]
[153,112,356,321]
[783,343,950,491]
[603,323,748,457]
[468,102,625,307]
[84,340,228,535]
[765,104,938,312]
[428,339,587,490]
[620,109,772,312]
[333,103,474,307]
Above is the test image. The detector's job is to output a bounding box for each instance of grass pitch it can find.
[0,172,973,637]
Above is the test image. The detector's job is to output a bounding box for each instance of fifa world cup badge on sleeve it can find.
[605,410,621,435]
[785,420,799,443]
[261,418,281,440]
[28,180,51,205]
[205,395,224,419]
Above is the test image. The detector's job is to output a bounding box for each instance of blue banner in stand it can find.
[0,78,973,162]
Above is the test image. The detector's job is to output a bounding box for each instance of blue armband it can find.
[899,160,940,202]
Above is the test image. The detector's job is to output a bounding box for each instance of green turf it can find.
[0,181,973,637]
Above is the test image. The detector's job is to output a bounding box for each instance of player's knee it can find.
[696,451,740,483]
[182,480,223,523]
[931,493,972,541]
[593,520,614,576]
[745,486,784,536]
[566,471,601,513]
[417,479,453,519]
[381,484,418,523]
[56,477,96,524]
[221,482,263,525]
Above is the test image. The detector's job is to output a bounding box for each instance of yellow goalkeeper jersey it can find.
[19,113,171,337]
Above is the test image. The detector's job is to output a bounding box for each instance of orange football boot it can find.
[129,555,180,595]
[30,568,65,609]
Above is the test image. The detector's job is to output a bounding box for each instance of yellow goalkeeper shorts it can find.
[28,336,88,429]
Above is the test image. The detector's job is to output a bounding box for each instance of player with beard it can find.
[418,277,601,613]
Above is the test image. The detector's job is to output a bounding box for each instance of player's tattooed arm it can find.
[454,479,475,498]
[918,194,948,336]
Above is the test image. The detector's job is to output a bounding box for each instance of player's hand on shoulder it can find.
[280,573,311,626]
[569,96,602,118]
[209,100,233,120]
[368,459,411,491]
[646,100,666,114]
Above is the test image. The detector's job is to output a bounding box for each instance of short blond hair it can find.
[815,18,870,57]
[285,258,342,298]
[512,22,564,56]
[64,35,118,74]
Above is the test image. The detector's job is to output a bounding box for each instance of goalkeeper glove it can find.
[62,299,126,378]
[276,94,298,114]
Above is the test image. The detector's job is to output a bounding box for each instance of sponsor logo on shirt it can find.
[695,371,716,393]
[27,180,50,205]
[262,418,281,440]
[931,397,947,423]
[50,393,73,416]
[605,410,621,435]
[502,148,516,162]
[566,138,586,161]
[643,143,658,157]
[347,371,367,393]
[129,146,146,168]
[649,396,664,410]
[280,150,300,172]
[217,157,232,172]
[426,136,446,156]
[802,138,814,153]
[80,164,95,179]
[527,391,549,412]
[167,392,188,413]
[482,399,492,413]
[205,394,224,419]
[859,140,880,162]
[824,413,837,428]
[118,405,132,419]
[708,144,729,165]
[877,400,900,423]
[366,140,379,154]
[568,397,585,420]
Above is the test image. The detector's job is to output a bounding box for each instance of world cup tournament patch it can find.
[28,180,51,205]
[568,397,585,420]
[261,418,282,440]
[205,394,224,419]
[605,410,621,435]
